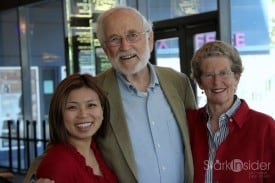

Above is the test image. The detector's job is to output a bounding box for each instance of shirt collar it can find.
[116,63,159,92]
[205,95,241,120]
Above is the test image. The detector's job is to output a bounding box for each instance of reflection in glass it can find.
[155,38,181,72]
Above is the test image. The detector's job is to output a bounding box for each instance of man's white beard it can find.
[109,45,151,76]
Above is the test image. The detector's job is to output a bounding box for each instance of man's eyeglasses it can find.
[105,31,149,47]
[201,70,233,80]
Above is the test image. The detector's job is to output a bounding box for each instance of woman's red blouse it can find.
[36,141,118,183]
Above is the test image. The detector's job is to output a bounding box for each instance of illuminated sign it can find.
[69,0,92,17]
[94,0,115,11]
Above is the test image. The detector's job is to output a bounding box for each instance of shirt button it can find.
[162,166,166,171]
[152,121,155,125]
[157,144,161,148]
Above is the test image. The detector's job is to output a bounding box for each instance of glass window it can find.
[27,1,66,120]
[0,0,66,170]
[155,38,181,72]
[232,0,275,118]
[0,9,23,166]
[147,0,217,21]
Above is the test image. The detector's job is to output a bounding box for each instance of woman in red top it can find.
[187,41,275,182]
[36,73,117,183]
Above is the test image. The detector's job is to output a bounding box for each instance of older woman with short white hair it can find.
[187,40,275,183]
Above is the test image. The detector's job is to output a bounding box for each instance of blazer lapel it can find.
[155,67,194,182]
[156,67,191,143]
[155,67,187,130]
[101,69,138,179]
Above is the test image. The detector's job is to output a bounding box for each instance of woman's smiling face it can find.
[63,87,103,142]
[199,56,240,109]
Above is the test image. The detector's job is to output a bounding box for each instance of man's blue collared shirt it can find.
[116,64,184,183]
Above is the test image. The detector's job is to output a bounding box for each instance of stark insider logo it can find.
[204,159,271,172]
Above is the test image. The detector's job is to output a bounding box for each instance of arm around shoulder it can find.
[23,155,45,183]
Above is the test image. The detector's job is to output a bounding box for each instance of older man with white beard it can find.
[94,6,197,183]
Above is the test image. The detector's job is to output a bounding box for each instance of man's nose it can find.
[119,37,132,50]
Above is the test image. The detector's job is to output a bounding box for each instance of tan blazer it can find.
[95,66,196,183]
[23,65,196,183]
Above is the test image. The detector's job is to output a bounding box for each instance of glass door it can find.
[152,11,219,105]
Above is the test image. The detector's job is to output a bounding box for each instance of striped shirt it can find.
[205,96,241,183]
